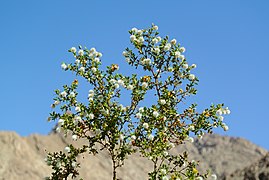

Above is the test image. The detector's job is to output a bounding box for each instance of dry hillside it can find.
[0,131,268,180]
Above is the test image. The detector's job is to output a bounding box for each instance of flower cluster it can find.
[47,24,230,180]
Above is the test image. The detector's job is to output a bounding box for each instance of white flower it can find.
[136,113,142,119]
[153,111,159,118]
[109,79,117,84]
[91,67,97,73]
[88,90,94,96]
[79,67,85,72]
[148,134,154,141]
[138,36,144,43]
[70,47,77,53]
[114,83,120,89]
[78,50,84,56]
[171,39,177,45]
[219,116,224,121]
[131,135,136,140]
[60,91,67,98]
[122,51,128,57]
[179,55,185,60]
[75,59,80,64]
[64,146,71,153]
[93,57,100,63]
[211,174,217,180]
[163,151,169,156]
[131,27,138,34]
[125,58,131,63]
[174,51,181,58]
[58,119,64,126]
[216,109,223,115]
[93,51,99,57]
[142,58,151,65]
[70,92,76,98]
[90,47,96,53]
[130,35,136,42]
[88,53,94,58]
[159,99,166,105]
[182,63,189,69]
[118,79,125,87]
[61,63,68,70]
[54,100,61,106]
[143,123,149,129]
[97,52,102,57]
[157,36,162,41]
[196,177,203,180]
[188,137,194,143]
[72,134,78,141]
[188,74,195,80]
[164,43,171,51]
[127,84,134,90]
[223,107,231,115]
[162,176,169,180]
[141,82,148,88]
[160,169,166,175]
[139,107,145,112]
[152,47,160,54]
[137,30,143,35]
[223,123,229,131]
[189,125,195,131]
[169,142,175,148]
[71,161,76,168]
[179,47,186,53]
[75,106,81,112]
[152,38,159,44]
[191,64,197,69]
[87,113,94,120]
[152,25,158,30]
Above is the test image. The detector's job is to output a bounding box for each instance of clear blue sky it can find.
[1,1,269,150]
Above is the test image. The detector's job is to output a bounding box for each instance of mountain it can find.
[0,131,267,180]
[225,152,269,180]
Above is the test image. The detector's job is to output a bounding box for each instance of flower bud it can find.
[171,39,177,45]
[78,50,84,56]
[64,146,71,153]
[61,63,68,70]
[143,123,149,129]
[152,25,158,30]
[70,47,77,53]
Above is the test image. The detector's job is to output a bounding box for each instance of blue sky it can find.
[1,1,269,150]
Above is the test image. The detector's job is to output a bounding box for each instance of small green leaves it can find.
[47,24,230,180]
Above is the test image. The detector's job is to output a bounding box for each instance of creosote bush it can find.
[46,24,230,180]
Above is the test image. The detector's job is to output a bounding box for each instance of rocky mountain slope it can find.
[226,153,269,180]
[0,131,267,180]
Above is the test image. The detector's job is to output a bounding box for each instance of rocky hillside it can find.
[0,131,267,180]
[226,153,269,180]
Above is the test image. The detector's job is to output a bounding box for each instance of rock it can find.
[0,131,267,179]
[226,152,269,180]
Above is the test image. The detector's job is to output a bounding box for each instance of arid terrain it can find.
[0,131,268,180]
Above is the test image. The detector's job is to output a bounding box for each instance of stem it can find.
[112,154,117,180]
